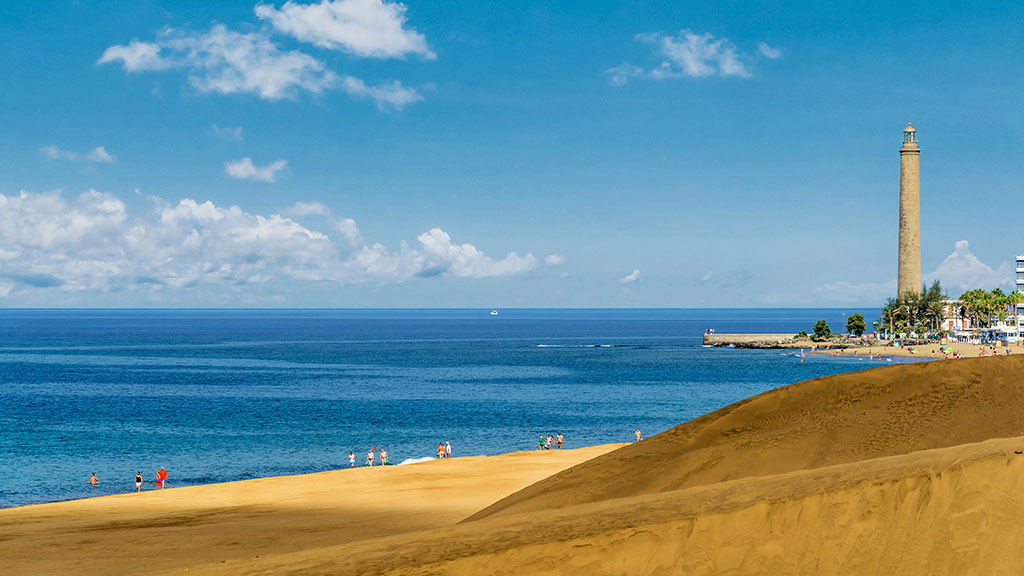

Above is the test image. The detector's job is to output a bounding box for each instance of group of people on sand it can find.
[436,441,452,459]
[977,346,1013,357]
[345,441,454,468]
[350,446,390,467]
[89,467,167,492]
[538,433,564,450]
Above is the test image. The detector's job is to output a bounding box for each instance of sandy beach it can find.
[0,444,623,575]
[5,356,1024,575]
[809,340,1022,359]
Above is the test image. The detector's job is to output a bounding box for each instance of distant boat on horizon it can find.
[490,310,498,316]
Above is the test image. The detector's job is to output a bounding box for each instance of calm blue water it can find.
[0,308,911,508]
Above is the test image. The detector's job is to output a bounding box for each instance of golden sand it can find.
[0,445,622,575]
[5,356,1024,575]
[810,340,1022,359]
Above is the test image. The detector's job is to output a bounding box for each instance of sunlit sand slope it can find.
[251,436,1024,576]
[0,445,622,576]
[470,356,1024,521]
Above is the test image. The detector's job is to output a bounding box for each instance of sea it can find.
[0,308,918,508]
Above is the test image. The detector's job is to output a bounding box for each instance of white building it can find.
[933,255,1023,342]
[1016,254,1024,340]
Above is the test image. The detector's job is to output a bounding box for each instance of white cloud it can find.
[813,240,1012,304]
[211,125,244,142]
[620,269,640,284]
[255,0,435,60]
[758,42,781,59]
[640,30,750,78]
[606,62,644,87]
[928,240,1012,294]
[285,200,331,216]
[39,145,78,160]
[97,39,167,71]
[340,76,422,110]
[225,158,288,182]
[40,145,117,163]
[99,26,338,101]
[284,202,361,245]
[613,29,771,84]
[544,254,565,266]
[415,228,536,278]
[334,217,362,245]
[0,190,543,298]
[86,146,117,163]
[99,25,423,107]
[174,25,337,100]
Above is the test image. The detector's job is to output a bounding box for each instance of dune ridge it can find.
[469,356,1024,521]
[249,436,1024,576]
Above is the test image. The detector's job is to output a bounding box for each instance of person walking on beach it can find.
[437,442,446,459]
[538,435,546,450]
[445,441,451,459]
[134,471,143,492]
[88,473,98,486]
[380,449,389,465]
[545,435,553,450]
[367,448,375,467]
[556,432,563,449]
[348,452,355,468]
[155,467,167,489]
[634,428,642,442]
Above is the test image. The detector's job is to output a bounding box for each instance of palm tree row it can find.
[880,281,1024,338]
[957,288,1024,329]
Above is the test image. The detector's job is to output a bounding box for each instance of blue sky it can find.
[0,0,1021,307]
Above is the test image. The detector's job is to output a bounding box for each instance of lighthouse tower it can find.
[898,123,921,297]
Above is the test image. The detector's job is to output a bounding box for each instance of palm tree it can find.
[921,280,948,334]
[1003,290,1024,327]
[959,288,992,329]
[880,297,899,338]
[926,300,947,333]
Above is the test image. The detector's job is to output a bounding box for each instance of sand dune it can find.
[5,356,1024,575]
[242,436,1024,575]
[470,355,1024,520]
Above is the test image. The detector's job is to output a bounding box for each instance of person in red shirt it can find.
[155,467,167,489]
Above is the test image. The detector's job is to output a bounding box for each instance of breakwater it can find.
[703,333,882,349]
[703,333,807,348]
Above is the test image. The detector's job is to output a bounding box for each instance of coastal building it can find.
[942,300,968,332]
[1018,254,1024,294]
[897,123,921,297]
[936,255,1023,342]
[1017,254,1024,339]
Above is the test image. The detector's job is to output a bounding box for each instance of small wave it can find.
[398,457,436,465]
[535,344,631,348]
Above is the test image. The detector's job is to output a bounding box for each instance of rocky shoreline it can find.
[703,333,881,350]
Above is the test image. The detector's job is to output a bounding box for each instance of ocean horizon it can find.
[1,307,913,508]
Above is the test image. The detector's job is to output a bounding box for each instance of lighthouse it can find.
[897,123,921,298]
